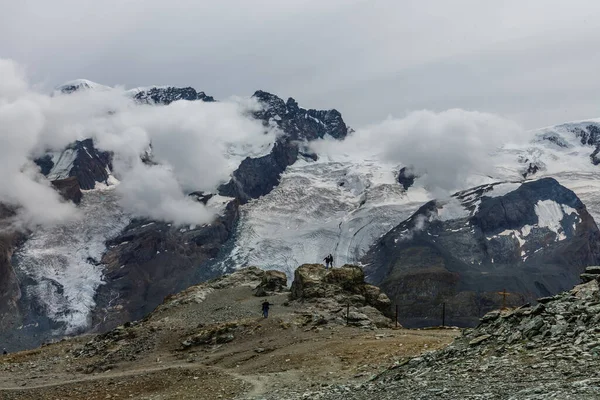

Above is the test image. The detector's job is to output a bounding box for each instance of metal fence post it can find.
[442,302,446,327]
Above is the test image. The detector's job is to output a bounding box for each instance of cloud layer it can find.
[312,109,528,196]
[0,59,275,227]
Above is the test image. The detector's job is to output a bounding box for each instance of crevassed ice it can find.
[14,189,130,333]
[227,159,428,279]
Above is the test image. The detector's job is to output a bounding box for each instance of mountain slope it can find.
[362,178,600,327]
[0,85,354,351]
[6,77,600,352]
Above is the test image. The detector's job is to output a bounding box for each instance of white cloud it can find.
[312,109,528,196]
[0,59,79,228]
[0,58,276,227]
[116,162,214,225]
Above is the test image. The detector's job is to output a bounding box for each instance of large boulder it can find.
[290,264,393,318]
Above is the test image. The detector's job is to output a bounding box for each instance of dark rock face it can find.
[132,86,215,105]
[36,139,112,190]
[363,178,600,328]
[0,207,24,351]
[34,155,54,176]
[68,139,112,190]
[573,125,600,165]
[188,191,215,205]
[51,177,82,204]
[252,90,348,141]
[398,167,417,190]
[0,233,21,341]
[90,199,240,332]
[218,140,299,203]
[219,91,350,203]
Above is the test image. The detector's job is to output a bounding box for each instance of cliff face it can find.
[0,206,23,346]
[90,198,240,332]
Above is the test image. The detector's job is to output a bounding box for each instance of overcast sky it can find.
[3,0,600,129]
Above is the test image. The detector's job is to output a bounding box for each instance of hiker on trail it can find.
[262,300,271,318]
[323,254,334,269]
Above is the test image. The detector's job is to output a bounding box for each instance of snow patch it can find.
[47,149,78,181]
[535,200,570,240]
[437,198,470,221]
[206,195,234,216]
[486,182,521,198]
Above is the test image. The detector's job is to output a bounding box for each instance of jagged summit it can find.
[252,90,349,141]
[126,86,215,105]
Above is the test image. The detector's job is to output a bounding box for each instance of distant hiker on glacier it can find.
[261,300,271,318]
[323,254,334,269]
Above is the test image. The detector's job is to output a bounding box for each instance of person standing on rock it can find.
[261,300,271,318]
[2,348,7,355]
[323,254,334,269]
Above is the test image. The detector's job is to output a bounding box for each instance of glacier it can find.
[13,187,130,333]
[226,120,600,279]
[225,157,431,278]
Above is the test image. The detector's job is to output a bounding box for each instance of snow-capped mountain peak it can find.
[54,79,112,94]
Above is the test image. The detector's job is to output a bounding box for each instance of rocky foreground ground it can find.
[8,264,600,399]
[287,266,600,399]
[0,265,457,399]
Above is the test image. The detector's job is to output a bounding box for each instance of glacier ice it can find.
[14,188,130,333]
[225,158,430,278]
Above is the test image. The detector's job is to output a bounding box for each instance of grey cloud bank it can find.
[2,0,600,129]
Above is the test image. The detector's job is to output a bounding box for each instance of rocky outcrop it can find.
[51,177,82,204]
[289,264,393,328]
[363,178,600,328]
[90,199,240,332]
[254,270,287,297]
[397,166,417,190]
